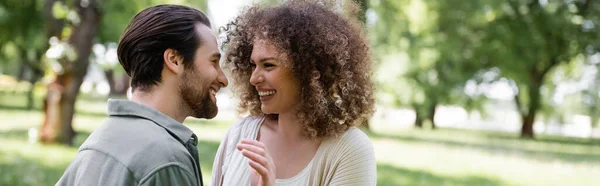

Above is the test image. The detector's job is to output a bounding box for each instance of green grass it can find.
[370,129,600,186]
[1,94,599,185]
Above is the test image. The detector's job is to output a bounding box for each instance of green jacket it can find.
[56,99,203,186]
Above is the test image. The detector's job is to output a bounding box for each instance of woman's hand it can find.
[237,139,276,186]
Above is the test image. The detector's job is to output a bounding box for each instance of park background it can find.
[1,0,599,185]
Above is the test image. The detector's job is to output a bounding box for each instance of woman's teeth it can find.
[258,91,275,96]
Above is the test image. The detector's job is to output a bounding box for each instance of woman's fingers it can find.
[248,160,270,179]
[241,148,269,166]
[240,139,267,148]
[237,143,266,156]
[237,139,276,186]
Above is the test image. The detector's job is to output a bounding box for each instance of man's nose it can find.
[217,68,228,88]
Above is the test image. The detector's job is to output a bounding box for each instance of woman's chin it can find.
[260,107,276,114]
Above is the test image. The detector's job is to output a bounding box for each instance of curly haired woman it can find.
[211,1,376,185]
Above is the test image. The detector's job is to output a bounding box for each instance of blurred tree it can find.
[39,0,101,145]
[580,2,600,133]
[0,0,46,109]
[554,54,600,135]
[372,0,600,138]
[371,0,490,129]
[478,0,599,138]
[584,70,600,131]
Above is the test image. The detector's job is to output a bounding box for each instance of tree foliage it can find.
[371,0,490,128]
[371,0,600,137]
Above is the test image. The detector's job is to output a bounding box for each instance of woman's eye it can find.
[264,63,275,68]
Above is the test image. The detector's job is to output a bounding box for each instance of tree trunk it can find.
[24,49,44,110]
[520,113,535,139]
[27,86,35,109]
[104,69,116,95]
[116,74,130,95]
[26,59,44,110]
[40,79,75,144]
[413,105,424,128]
[15,46,41,109]
[588,64,599,137]
[591,114,598,137]
[415,116,423,128]
[428,103,437,129]
[17,61,27,82]
[26,76,38,110]
[104,69,130,96]
[589,102,598,137]
[520,77,542,139]
[40,0,101,145]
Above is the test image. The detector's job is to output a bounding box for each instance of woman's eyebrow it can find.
[251,57,277,63]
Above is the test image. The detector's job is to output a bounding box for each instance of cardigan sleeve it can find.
[211,118,247,186]
[327,128,377,186]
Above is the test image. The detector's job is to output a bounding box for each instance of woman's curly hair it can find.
[222,0,375,139]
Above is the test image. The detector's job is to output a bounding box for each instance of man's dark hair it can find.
[117,4,211,92]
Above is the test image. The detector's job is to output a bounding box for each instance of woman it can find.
[212,1,376,185]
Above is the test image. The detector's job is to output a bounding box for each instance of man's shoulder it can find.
[58,148,195,186]
[57,149,139,186]
[83,115,182,153]
[79,116,194,179]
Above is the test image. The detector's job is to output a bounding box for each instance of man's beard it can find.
[180,69,218,119]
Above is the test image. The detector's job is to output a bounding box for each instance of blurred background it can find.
[1,0,599,185]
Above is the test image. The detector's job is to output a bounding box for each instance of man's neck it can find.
[130,87,189,123]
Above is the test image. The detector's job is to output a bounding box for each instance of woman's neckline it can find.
[252,115,325,181]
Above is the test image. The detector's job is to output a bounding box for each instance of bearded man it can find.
[56,4,228,186]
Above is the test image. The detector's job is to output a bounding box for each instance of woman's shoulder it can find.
[323,127,374,156]
[338,127,372,144]
[311,127,376,185]
[224,115,266,139]
[230,115,264,128]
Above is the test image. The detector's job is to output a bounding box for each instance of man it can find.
[56,4,227,186]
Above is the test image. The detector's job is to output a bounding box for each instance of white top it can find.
[211,115,377,186]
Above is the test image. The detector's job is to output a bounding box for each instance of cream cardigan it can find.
[211,116,377,186]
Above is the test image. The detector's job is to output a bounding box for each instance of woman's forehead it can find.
[252,39,289,60]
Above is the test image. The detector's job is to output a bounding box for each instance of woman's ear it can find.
[163,48,184,74]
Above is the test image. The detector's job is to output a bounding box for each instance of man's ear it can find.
[163,48,184,75]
